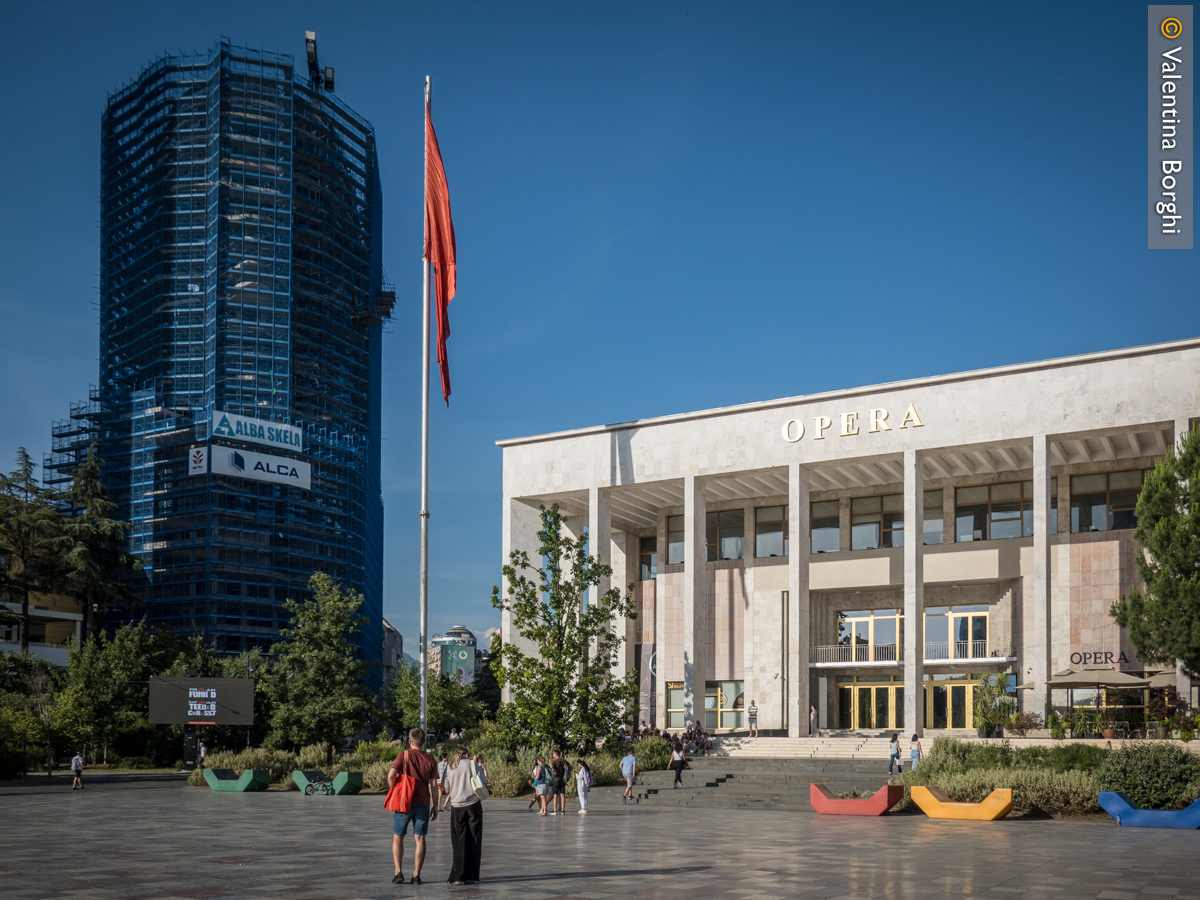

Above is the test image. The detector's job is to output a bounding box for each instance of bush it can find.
[1012,743,1109,774]
[482,760,528,798]
[1096,741,1200,810]
[628,737,671,771]
[193,748,299,784]
[0,744,31,779]
[115,755,155,770]
[297,743,335,770]
[898,766,1100,816]
[916,737,1108,776]
[359,761,392,792]
[1007,711,1043,738]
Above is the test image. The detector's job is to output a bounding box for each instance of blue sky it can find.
[0,1,1195,647]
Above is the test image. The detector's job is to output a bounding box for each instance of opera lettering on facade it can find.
[782,403,924,443]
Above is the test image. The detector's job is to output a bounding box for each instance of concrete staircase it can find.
[710,732,894,759]
[587,756,899,811]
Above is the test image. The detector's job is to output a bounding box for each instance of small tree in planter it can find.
[972,674,1016,737]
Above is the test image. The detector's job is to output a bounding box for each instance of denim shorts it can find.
[393,804,431,836]
[552,780,566,795]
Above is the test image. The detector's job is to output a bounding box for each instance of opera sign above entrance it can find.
[782,403,924,443]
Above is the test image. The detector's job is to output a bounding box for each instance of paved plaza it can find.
[2,774,1199,900]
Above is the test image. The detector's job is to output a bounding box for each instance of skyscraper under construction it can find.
[47,36,390,683]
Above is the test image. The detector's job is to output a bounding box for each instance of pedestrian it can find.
[550,750,569,815]
[198,741,207,769]
[670,741,686,789]
[810,705,818,736]
[437,753,451,811]
[531,755,551,815]
[910,734,923,771]
[70,750,84,790]
[747,699,759,738]
[620,748,637,803]
[887,733,901,776]
[473,754,488,781]
[575,759,593,814]
[441,747,485,885]
[387,726,441,886]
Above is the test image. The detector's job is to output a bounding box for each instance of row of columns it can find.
[504,422,1194,732]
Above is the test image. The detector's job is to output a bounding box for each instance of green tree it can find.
[53,446,143,638]
[0,449,66,651]
[490,504,637,752]
[1112,424,1200,675]
[386,661,484,735]
[266,573,372,758]
[25,666,91,775]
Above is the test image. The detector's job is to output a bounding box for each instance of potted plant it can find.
[1100,711,1117,740]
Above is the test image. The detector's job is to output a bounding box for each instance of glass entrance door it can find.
[842,684,905,730]
[925,682,974,729]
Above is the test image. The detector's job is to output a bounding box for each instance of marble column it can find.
[787,464,811,736]
[682,475,707,726]
[902,449,925,736]
[1030,435,1053,718]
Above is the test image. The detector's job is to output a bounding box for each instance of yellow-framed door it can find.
[925,682,975,729]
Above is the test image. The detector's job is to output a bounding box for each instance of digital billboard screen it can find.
[148,677,256,726]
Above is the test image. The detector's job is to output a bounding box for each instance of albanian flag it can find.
[424,101,456,405]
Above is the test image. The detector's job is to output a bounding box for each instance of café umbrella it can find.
[1046,666,1151,714]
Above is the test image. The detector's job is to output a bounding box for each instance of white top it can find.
[671,748,685,762]
[441,760,485,808]
[575,767,590,790]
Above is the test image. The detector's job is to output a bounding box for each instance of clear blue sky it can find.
[0,1,1195,647]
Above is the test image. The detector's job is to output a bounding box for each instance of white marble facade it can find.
[498,340,1200,735]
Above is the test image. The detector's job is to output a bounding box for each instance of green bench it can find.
[202,768,271,792]
[292,770,363,795]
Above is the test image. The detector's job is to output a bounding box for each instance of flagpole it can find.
[418,75,431,735]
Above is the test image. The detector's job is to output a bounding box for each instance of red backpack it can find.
[384,751,417,813]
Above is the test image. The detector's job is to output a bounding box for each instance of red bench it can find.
[810,783,904,816]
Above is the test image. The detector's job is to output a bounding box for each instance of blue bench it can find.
[1099,791,1200,828]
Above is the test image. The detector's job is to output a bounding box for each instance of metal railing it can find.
[810,641,1011,664]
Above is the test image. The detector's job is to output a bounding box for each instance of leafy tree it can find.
[386,661,484,735]
[0,449,66,651]
[1112,424,1200,675]
[25,667,91,775]
[490,504,637,752]
[52,445,142,637]
[266,573,372,758]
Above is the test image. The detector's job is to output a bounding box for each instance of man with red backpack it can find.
[388,727,441,885]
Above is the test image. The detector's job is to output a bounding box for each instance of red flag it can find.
[424,102,456,405]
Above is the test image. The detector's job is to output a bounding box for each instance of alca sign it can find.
[211,411,303,452]
[211,445,311,490]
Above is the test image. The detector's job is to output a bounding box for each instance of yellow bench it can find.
[910,785,1013,820]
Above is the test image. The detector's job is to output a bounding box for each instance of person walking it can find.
[747,699,759,738]
[437,753,451,811]
[620,749,637,803]
[887,733,901,776]
[910,734,923,771]
[70,750,84,790]
[550,750,569,815]
[810,705,818,736]
[574,759,593,814]
[531,755,551,815]
[198,741,207,769]
[670,741,687,789]
[442,747,485,885]
[387,727,441,886]
[473,754,488,781]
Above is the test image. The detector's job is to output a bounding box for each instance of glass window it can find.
[755,505,788,558]
[923,490,944,545]
[706,680,745,729]
[851,495,903,550]
[706,509,744,561]
[811,500,840,553]
[666,682,685,729]
[639,536,657,581]
[1070,471,1147,533]
[955,481,1049,542]
[667,515,685,564]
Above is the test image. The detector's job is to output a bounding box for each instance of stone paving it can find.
[2,774,1200,899]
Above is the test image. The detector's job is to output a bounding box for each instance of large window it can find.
[811,500,840,553]
[704,680,744,729]
[666,681,685,728]
[850,495,902,550]
[639,536,657,581]
[667,515,685,564]
[1071,471,1145,533]
[924,605,989,660]
[836,608,901,661]
[706,510,744,560]
[923,490,945,545]
[755,506,788,557]
[955,480,1057,542]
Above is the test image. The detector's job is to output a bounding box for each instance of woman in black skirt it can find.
[441,747,485,885]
